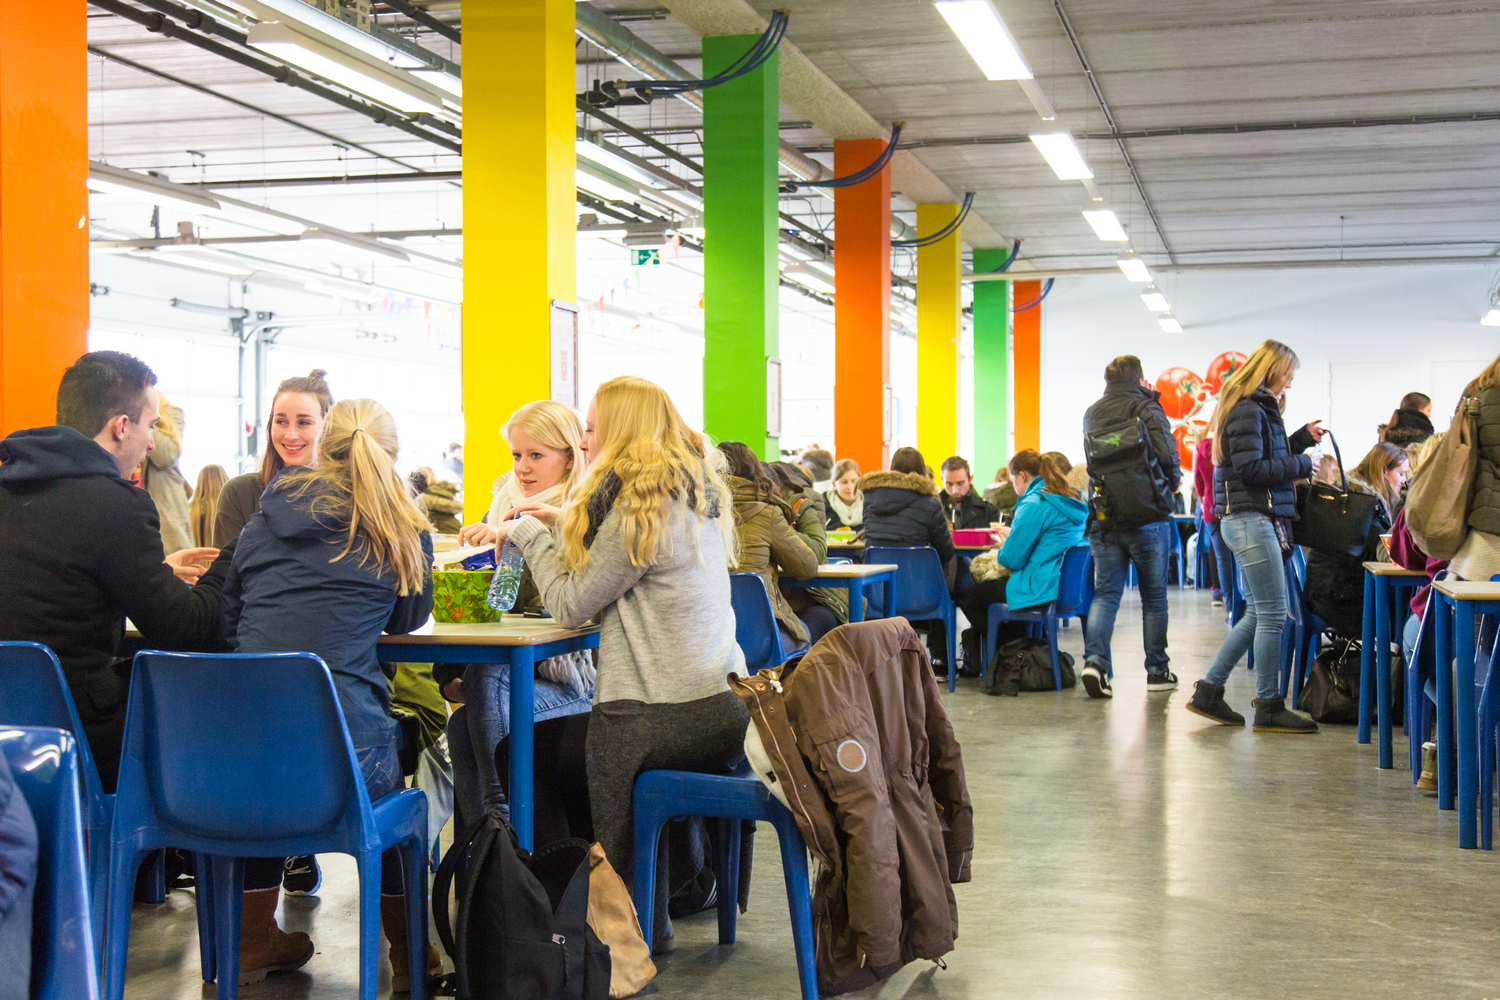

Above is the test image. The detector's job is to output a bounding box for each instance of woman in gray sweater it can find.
[495,375,749,949]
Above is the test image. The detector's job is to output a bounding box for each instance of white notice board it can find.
[550,300,579,408]
[766,357,783,437]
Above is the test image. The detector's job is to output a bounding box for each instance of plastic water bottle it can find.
[486,538,525,611]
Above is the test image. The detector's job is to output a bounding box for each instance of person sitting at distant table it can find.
[941,455,1000,529]
[770,461,849,644]
[825,458,864,531]
[983,466,1020,521]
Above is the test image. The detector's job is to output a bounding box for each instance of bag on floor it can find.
[585,843,656,998]
[1297,638,1361,724]
[1407,397,1481,559]
[985,637,1075,693]
[432,811,611,1000]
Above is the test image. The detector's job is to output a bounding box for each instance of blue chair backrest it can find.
[1053,545,1093,617]
[0,643,109,825]
[118,652,373,852]
[729,573,787,675]
[1,727,100,1000]
[864,546,948,619]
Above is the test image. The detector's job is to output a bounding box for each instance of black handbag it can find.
[1293,432,1381,558]
[1296,638,1361,724]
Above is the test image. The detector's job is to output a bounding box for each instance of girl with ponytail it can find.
[221,398,439,988]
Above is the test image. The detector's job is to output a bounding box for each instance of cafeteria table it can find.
[1428,578,1500,849]
[779,562,898,623]
[127,616,599,851]
[1358,562,1429,769]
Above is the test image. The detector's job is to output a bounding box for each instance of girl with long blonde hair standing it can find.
[490,376,748,950]
[189,463,228,547]
[222,398,438,989]
[1186,340,1326,733]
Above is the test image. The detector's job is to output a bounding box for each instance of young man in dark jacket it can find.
[1078,356,1183,698]
[939,456,1000,530]
[0,351,230,791]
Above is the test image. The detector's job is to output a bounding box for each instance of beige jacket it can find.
[728,477,819,645]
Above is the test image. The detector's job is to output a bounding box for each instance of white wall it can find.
[1038,264,1500,466]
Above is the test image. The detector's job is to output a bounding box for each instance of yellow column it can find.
[916,202,962,466]
[462,0,575,520]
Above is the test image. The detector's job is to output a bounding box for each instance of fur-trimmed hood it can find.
[857,470,938,496]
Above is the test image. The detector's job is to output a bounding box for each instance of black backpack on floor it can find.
[983,637,1076,693]
[432,810,610,1000]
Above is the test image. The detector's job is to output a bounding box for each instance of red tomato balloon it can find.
[1205,351,1248,396]
[1154,367,1207,420]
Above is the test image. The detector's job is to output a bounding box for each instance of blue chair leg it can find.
[945,603,957,693]
[1046,616,1062,691]
[715,817,740,945]
[194,852,216,983]
[984,612,1002,680]
[103,845,148,1000]
[1409,654,1425,781]
[358,855,383,1000]
[138,848,166,903]
[770,806,819,1000]
[210,856,245,1000]
[632,806,665,951]
[401,837,431,1000]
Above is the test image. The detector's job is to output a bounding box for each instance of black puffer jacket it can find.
[858,471,956,567]
[1213,389,1316,519]
[1466,385,1500,536]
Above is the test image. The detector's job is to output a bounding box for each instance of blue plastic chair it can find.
[864,546,958,692]
[633,767,817,1000]
[1406,587,1439,783]
[1282,550,1330,703]
[0,641,178,960]
[981,544,1093,691]
[1,727,101,1000]
[730,573,791,675]
[102,651,429,1000]
[1168,525,1187,590]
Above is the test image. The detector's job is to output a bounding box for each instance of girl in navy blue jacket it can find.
[223,398,436,989]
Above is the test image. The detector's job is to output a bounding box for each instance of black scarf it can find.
[582,465,722,549]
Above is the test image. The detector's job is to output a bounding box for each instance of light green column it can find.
[702,35,779,457]
[971,250,1011,483]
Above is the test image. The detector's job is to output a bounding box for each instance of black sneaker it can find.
[1251,697,1319,734]
[282,855,321,896]
[1146,669,1179,692]
[1080,662,1112,699]
[1184,680,1244,726]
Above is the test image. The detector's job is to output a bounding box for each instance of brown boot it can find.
[238,887,314,985]
[381,894,442,993]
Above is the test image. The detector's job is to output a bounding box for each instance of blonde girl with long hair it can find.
[1187,339,1326,734]
[142,389,195,553]
[222,398,438,988]
[457,399,589,546]
[189,463,228,547]
[490,376,748,949]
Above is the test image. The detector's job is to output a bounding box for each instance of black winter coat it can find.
[1081,382,1181,533]
[858,471,956,567]
[941,490,999,531]
[0,426,231,727]
[1213,389,1316,519]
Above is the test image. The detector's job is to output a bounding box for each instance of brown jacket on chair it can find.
[728,618,973,996]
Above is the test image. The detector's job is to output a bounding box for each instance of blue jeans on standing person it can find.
[1204,512,1287,701]
[1203,518,1235,600]
[1085,520,1172,675]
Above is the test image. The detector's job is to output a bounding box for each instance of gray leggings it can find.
[587,691,750,941]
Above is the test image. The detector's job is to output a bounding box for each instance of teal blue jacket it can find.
[997,477,1089,609]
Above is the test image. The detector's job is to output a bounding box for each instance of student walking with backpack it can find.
[1078,355,1183,698]
[1185,339,1326,733]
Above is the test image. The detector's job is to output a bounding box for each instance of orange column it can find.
[1012,279,1042,452]
[832,138,891,474]
[0,2,89,435]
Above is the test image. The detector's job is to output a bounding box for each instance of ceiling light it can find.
[305,275,372,299]
[1158,312,1183,334]
[88,162,221,215]
[1083,209,1128,241]
[933,0,1033,81]
[577,226,629,239]
[575,162,640,205]
[247,21,447,115]
[1029,133,1092,180]
[784,263,837,296]
[299,228,411,263]
[1116,253,1151,282]
[134,247,255,276]
[243,0,427,68]
[1483,308,1500,326]
[1139,286,1170,311]
[410,69,462,99]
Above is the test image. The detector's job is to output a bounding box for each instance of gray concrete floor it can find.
[121,588,1500,999]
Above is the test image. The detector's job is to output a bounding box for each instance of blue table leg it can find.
[1457,601,1479,849]
[1376,574,1393,769]
[1359,570,1376,745]
[509,645,535,851]
[848,578,865,624]
[883,572,895,620]
[1435,594,1455,811]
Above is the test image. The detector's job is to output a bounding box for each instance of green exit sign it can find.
[630,248,661,266]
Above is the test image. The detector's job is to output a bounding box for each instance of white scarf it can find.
[826,488,863,527]
[486,473,569,526]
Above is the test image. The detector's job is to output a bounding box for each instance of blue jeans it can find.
[1086,521,1172,674]
[1203,518,1235,599]
[1205,512,1287,701]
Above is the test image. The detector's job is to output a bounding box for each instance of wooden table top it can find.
[128,616,599,648]
[1432,578,1500,601]
[1362,561,1430,576]
[802,563,897,578]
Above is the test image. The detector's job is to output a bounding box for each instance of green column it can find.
[971,249,1011,483]
[702,35,779,458]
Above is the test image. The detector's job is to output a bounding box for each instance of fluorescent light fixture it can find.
[1018,79,1056,121]
[88,162,221,215]
[299,228,411,263]
[247,21,446,115]
[1083,208,1129,241]
[410,68,462,99]
[784,263,836,296]
[243,0,426,68]
[1029,133,1092,180]
[305,275,372,299]
[1483,308,1500,326]
[135,247,255,276]
[575,161,641,204]
[1158,312,1183,334]
[933,0,1033,80]
[1139,286,1170,311]
[1116,253,1151,282]
[576,226,629,239]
